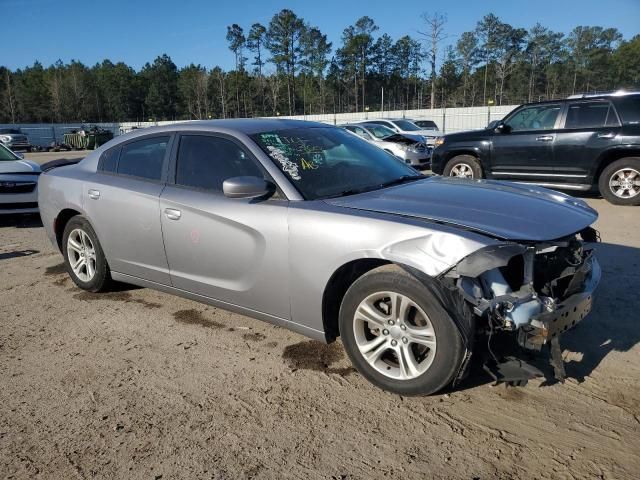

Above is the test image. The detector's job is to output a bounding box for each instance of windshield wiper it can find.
[325,187,371,198]
[324,175,424,199]
[377,174,425,189]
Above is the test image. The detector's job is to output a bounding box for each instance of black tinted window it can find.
[565,101,617,129]
[176,135,263,191]
[100,147,120,172]
[614,96,640,125]
[505,104,561,131]
[117,136,169,180]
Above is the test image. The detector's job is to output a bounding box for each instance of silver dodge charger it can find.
[38,119,601,395]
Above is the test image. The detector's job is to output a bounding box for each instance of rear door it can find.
[159,133,290,319]
[489,103,562,180]
[553,99,622,182]
[84,134,173,284]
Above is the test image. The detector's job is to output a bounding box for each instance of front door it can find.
[159,133,290,320]
[489,103,562,180]
[84,135,173,285]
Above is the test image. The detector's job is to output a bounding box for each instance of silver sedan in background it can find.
[38,119,600,395]
[0,143,40,214]
[342,123,431,169]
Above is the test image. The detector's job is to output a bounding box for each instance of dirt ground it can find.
[1,194,639,479]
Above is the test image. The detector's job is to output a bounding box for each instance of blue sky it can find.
[1,0,638,71]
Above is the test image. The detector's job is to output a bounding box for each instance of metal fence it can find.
[269,105,517,133]
[0,123,120,147]
[0,105,519,147]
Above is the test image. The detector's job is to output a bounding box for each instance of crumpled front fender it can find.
[381,231,495,277]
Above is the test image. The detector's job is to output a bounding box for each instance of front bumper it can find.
[0,177,39,214]
[399,149,432,168]
[430,148,445,174]
[518,254,601,350]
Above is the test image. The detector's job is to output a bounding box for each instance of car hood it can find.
[443,129,490,141]
[384,134,423,144]
[325,177,598,241]
[0,159,41,175]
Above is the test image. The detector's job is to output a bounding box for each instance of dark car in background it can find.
[0,128,33,152]
[431,92,640,205]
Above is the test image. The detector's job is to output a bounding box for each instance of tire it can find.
[443,154,483,179]
[598,157,640,206]
[62,216,112,292]
[339,265,465,396]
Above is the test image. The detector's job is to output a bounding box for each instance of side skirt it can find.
[110,271,327,342]
[511,181,592,191]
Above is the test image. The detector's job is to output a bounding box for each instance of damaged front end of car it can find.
[443,227,601,386]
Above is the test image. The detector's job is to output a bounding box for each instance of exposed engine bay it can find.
[444,227,601,386]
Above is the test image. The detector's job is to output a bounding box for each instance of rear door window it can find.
[117,136,169,181]
[564,101,619,129]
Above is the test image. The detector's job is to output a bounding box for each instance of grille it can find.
[0,202,38,210]
[0,182,36,194]
[413,143,427,152]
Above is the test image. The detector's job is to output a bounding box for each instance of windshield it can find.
[416,120,438,130]
[251,127,421,200]
[0,144,20,161]
[366,125,396,139]
[392,120,421,131]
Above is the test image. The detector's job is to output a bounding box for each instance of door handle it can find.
[597,132,616,139]
[536,135,554,142]
[164,208,181,220]
[88,189,100,200]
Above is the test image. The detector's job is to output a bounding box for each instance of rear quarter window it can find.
[615,96,640,125]
[99,147,120,173]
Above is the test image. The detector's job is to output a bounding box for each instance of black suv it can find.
[431,93,640,205]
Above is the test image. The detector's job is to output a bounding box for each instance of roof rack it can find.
[567,90,640,99]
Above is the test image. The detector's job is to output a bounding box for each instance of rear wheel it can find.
[62,216,112,292]
[339,265,465,396]
[443,155,483,179]
[599,157,640,206]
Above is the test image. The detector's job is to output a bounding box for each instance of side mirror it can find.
[223,176,275,199]
[495,122,511,133]
[16,152,25,159]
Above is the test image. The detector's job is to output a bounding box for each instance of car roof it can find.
[518,92,640,108]
[123,118,331,136]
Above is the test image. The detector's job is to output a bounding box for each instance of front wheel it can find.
[598,157,640,206]
[339,265,465,396]
[443,155,483,179]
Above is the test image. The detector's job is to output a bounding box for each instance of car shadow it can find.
[451,241,640,392]
[0,213,43,228]
[560,241,640,382]
[0,249,39,261]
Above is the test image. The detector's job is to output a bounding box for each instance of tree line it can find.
[1,10,638,124]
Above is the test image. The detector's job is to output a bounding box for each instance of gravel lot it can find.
[1,170,639,478]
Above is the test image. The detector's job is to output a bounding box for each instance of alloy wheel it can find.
[353,291,437,380]
[450,163,474,178]
[67,228,97,282]
[609,168,640,199]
